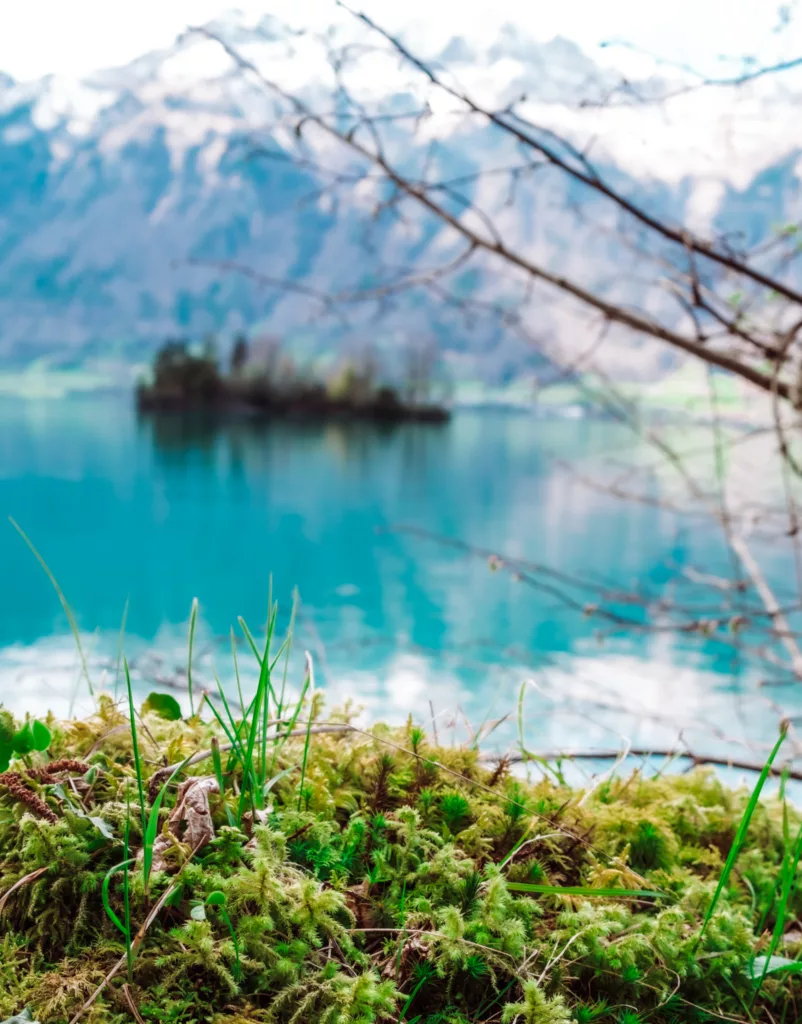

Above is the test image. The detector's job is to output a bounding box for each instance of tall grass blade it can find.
[276,589,298,725]
[10,517,94,697]
[143,755,193,893]
[124,787,132,981]
[754,818,802,995]
[187,597,198,717]
[260,589,277,786]
[124,658,147,842]
[102,786,134,978]
[211,670,240,736]
[274,666,311,759]
[238,616,263,666]
[114,598,130,701]
[213,669,253,776]
[220,905,241,982]
[270,591,298,779]
[205,692,248,769]
[700,724,788,941]
[297,652,316,811]
[230,627,245,713]
[235,621,274,824]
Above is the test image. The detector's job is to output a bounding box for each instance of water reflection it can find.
[0,396,798,760]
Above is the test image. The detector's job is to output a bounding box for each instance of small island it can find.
[136,335,451,424]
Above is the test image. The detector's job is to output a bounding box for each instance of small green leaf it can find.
[190,903,207,921]
[206,890,227,906]
[1,1011,39,1024]
[31,720,52,752]
[86,815,115,840]
[142,692,182,722]
[0,745,11,773]
[12,722,34,755]
[749,955,802,978]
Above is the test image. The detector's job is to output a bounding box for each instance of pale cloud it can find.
[0,0,799,82]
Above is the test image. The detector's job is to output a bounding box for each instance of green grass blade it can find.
[124,658,147,843]
[700,724,788,940]
[269,592,298,779]
[143,754,193,890]
[238,616,263,666]
[124,787,132,982]
[114,597,129,701]
[235,622,274,824]
[239,614,279,704]
[102,858,136,935]
[220,907,241,981]
[274,669,311,757]
[498,826,535,870]
[276,588,298,725]
[263,764,296,800]
[10,517,94,698]
[187,597,198,717]
[296,652,316,811]
[754,820,802,994]
[211,737,235,828]
[205,696,250,783]
[212,671,245,747]
[268,634,291,676]
[260,592,277,786]
[399,973,428,1020]
[506,883,665,899]
[230,627,245,713]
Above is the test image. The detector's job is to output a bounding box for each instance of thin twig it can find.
[485,748,802,779]
[0,866,48,914]
[68,881,180,1024]
[122,984,146,1024]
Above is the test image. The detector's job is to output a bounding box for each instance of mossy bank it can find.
[1,696,801,1024]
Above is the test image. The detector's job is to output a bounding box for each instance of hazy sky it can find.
[0,0,799,81]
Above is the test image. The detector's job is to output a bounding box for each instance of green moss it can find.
[0,698,800,1023]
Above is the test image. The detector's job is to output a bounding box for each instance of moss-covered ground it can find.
[0,697,801,1024]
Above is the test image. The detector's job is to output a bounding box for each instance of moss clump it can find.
[0,697,800,1023]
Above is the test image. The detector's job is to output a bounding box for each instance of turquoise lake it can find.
[0,395,793,764]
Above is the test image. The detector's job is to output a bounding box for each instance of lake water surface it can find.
[0,395,793,767]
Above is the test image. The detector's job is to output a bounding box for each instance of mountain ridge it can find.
[0,14,800,388]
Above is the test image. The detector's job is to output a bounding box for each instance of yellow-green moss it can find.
[0,698,799,1023]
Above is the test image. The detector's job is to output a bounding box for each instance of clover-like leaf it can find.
[12,722,34,756]
[31,720,52,752]
[142,692,182,722]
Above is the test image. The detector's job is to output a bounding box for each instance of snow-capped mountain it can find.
[0,13,800,386]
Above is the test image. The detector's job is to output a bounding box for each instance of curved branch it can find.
[342,3,802,310]
[194,26,796,403]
